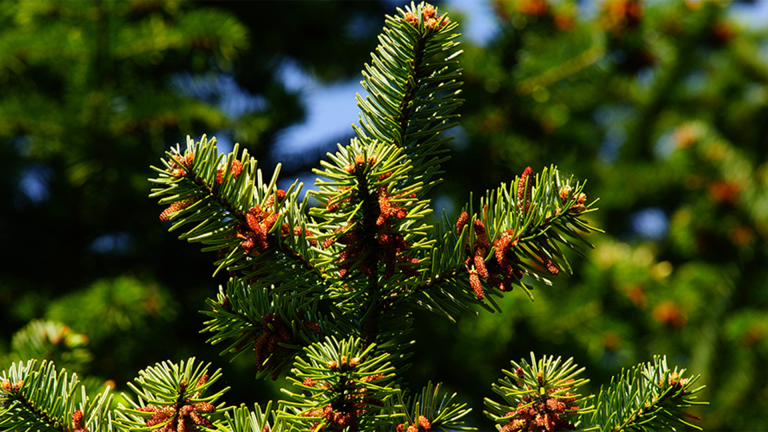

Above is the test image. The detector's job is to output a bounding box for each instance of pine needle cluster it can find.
[1,2,705,431]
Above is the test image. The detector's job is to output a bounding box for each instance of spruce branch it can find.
[116,358,227,432]
[583,356,705,432]
[0,359,114,432]
[354,1,463,183]
[149,135,320,286]
[484,353,592,432]
[279,336,400,432]
[409,166,600,321]
[396,382,473,432]
[308,139,433,348]
[306,1,464,349]
[309,139,433,289]
[201,279,326,381]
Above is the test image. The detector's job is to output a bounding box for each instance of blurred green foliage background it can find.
[2,0,768,430]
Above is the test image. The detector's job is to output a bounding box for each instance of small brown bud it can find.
[404,12,418,26]
[423,4,436,19]
[327,360,338,370]
[559,185,571,202]
[456,211,469,234]
[340,355,348,366]
[193,402,216,413]
[159,198,199,221]
[474,254,489,279]
[542,256,560,275]
[349,357,361,367]
[469,269,484,299]
[196,374,209,388]
[219,296,231,311]
[418,415,432,430]
[72,410,89,432]
[518,167,534,212]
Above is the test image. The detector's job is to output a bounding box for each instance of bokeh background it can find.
[2,0,768,429]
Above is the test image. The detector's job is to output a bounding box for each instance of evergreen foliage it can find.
[1,2,709,431]
[433,0,767,429]
[586,357,704,431]
[0,0,252,388]
[0,0,388,396]
[0,360,113,432]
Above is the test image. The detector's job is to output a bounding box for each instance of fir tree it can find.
[1,3,706,432]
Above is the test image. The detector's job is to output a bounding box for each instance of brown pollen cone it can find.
[216,159,243,184]
[463,220,492,298]
[499,380,580,432]
[517,167,533,213]
[159,198,199,221]
[542,256,560,275]
[456,211,469,234]
[376,187,407,226]
[72,410,90,432]
[167,152,195,178]
[264,189,287,209]
[468,269,484,299]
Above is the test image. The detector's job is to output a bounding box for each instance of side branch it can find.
[408,166,599,321]
[4,391,66,431]
[150,137,319,280]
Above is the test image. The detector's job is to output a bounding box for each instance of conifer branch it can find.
[149,135,320,284]
[308,1,462,352]
[484,353,592,432]
[354,1,463,184]
[116,358,228,432]
[583,356,705,432]
[278,337,401,432]
[408,166,600,321]
[309,139,433,352]
[0,360,114,432]
[397,382,473,432]
[201,279,325,381]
